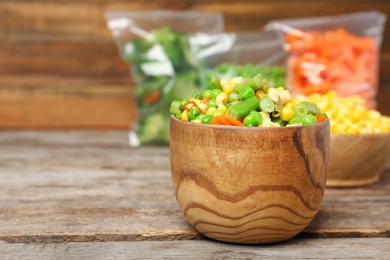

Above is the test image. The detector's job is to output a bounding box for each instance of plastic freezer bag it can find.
[264,11,386,108]
[105,10,224,146]
[197,30,288,90]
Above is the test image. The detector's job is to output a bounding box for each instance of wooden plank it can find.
[0,75,136,129]
[0,239,389,258]
[0,131,389,243]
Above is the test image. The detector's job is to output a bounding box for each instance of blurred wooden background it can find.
[1,0,390,129]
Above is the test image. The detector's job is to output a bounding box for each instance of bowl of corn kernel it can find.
[304,91,390,187]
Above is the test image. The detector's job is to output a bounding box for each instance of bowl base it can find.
[326,174,381,187]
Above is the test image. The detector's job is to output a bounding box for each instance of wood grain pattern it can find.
[170,117,330,244]
[1,1,390,128]
[328,133,390,187]
[0,131,389,244]
[1,238,389,259]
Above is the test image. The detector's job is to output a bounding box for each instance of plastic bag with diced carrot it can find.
[264,11,386,108]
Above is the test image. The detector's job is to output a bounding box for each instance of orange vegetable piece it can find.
[285,28,378,108]
[210,115,244,126]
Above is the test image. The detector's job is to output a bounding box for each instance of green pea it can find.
[201,114,214,124]
[294,102,309,117]
[197,114,206,121]
[260,97,274,113]
[302,114,317,125]
[202,89,212,99]
[188,107,201,121]
[175,112,182,119]
[239,86,255,101]
[207,99,217,108]
[179,99,190,111]
[210,89,223,99]
[243,111,263,127]
[212,109,225,116]
[228,92,239,103]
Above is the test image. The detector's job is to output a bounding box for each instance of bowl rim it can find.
[331,132,390,137]
[170,115,329,132]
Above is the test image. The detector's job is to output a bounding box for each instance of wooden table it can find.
[1,131,389,259]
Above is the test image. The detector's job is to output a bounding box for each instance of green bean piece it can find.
[201,114,214,124]
[179,99,190,111]
[238,86,255,101]
[272,102,283,117]
[299,101,322,115]
[294,102,309,117]
[228,96,259,119]
[169,101,181,115]
[192,91,202,100]
[288,116,303,125]
[260,97,274,113]
[261,79,271,93]
[175,112,182,119]
[211,75,222,90]
[244,111,263,127]
[235,74,264,93]
[188,107,201,121]
[271,116,286,126]
[302,114,317,125]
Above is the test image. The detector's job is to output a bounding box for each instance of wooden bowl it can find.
[327,133,390,187]
[169,116,330,244]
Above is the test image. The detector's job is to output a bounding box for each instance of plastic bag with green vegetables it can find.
[105,10,224,146]
[198,31,288,90]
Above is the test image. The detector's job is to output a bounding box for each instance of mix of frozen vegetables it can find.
[170,74,327,127]
[202,63,286,90]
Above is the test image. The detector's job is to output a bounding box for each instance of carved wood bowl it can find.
[169,116,330,244]
[327,133,390,187]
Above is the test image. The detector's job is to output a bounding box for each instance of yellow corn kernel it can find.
[217,104,227,113]
[280,106,295,121]
[220,78,229,87]
[255,89,267,100]
[181,110,189,121]
[277,87,285,92]
[216,92,228,106]
[291,98,301,106]
[279,89,292,103]
[197,103,207,114]
[261,117,272,127]
[260,111,270,119]
[267,88,279,102]
[222,84,236,95]
[229,76,244,86]
[192,118,202,124]
[206,107,216,115]
[284,101,294,108]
